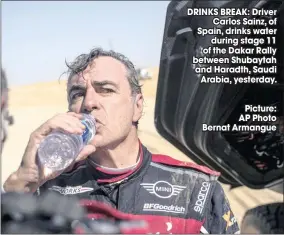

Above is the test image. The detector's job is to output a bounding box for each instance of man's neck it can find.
[90,129,140,169]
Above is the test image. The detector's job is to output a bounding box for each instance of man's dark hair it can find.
[65,47,142,96]
[64,48,143,127]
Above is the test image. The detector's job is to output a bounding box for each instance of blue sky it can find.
[2,1,170,85]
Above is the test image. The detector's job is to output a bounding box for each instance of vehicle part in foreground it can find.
[223,98,283,173]
[155,0,283,189]
[1,192,148,234]
[241,203,284,234]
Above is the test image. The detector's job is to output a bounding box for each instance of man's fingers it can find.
[24,165,39,175]
[67,112,84,120]
[75,145,96,162]
[44,118,84,135]
[26,174,39,182]
[63,117,86,131]
[56,125,84,135]
[34,114,85,138]
[15,166,39,183]
[22,169,39,182]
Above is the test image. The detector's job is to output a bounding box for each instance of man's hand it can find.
[3,112,96,193]
[3,165,39,193]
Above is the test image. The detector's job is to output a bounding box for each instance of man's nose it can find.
[82,88,100,112]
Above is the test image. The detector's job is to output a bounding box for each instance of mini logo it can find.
[143,203,185,214]
[194,181,211,214]
[48,185,94,195]
[140,181,186,198]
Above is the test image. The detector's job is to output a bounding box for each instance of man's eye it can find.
[70,92,84,100]
[102,88,114,93]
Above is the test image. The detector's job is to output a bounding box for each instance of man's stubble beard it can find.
[92,124,138,153]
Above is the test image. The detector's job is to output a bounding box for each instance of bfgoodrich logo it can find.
[140,181,186,198]
[143,203,185,214]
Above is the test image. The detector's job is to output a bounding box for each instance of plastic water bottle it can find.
[37,114,96,173]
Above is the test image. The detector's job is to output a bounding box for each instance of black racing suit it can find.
[36,142,240,234]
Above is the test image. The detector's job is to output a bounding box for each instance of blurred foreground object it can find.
[1,192,148,234]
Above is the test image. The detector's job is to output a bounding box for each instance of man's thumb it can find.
[75,145,96,162]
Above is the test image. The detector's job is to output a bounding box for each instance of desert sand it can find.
[2,67,282,225]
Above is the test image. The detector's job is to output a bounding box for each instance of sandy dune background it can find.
[2,67,282,225]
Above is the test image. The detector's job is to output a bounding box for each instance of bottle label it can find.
[81,118,95,144]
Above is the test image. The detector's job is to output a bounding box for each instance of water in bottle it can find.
[37,114,96,173]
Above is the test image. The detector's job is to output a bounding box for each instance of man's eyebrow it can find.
[92,80,119,88]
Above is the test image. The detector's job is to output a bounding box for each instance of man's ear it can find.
[133,93,144,123]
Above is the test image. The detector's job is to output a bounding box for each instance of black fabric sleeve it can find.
[202,182,240,234]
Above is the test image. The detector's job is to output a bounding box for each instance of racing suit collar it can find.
[86,140,152,184]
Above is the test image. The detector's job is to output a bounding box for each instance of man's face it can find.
[67,56,143,148]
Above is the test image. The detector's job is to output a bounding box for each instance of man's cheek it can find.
[69,103,81,113]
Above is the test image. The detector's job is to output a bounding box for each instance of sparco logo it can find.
[143,203,185,214]
[140,181,186,198]
[194,181,211,214]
